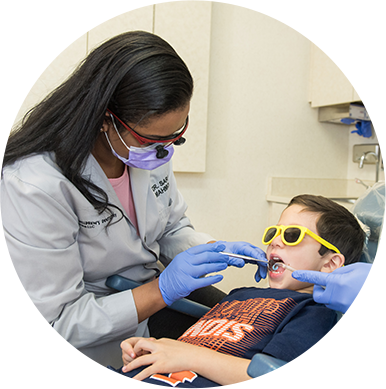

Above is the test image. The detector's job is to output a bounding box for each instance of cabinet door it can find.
[12,0,88,124]
[87,6,153,51]
[353,0,386,101]
[154,1,212,172]
[0,0,12,141]
[311,0,356,107]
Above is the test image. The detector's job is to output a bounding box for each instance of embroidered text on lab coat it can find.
[79,213,117,228]
[151,176,170,198]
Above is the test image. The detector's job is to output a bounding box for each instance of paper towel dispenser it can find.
[319,103,382,124]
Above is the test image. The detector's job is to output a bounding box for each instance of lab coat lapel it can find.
[129,167,150,241]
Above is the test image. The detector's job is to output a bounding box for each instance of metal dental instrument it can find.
[269,261,296,273]
[220,251,296,272]
[220,252,268,265]
[269,261,326,289]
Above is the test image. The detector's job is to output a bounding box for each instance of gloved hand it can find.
[218,241,268,283]
[159,242,241,306]
[292,263,372,313]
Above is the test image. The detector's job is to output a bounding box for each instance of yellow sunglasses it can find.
[262,225,341,254]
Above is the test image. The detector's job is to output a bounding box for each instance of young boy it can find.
[113,195,365,387]
[0,195,364,389]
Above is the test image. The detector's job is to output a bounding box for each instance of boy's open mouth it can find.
[269,255,285,274]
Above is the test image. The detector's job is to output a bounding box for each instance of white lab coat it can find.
[1,152,212,366]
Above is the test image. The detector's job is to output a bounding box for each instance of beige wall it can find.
[174,3,354,292]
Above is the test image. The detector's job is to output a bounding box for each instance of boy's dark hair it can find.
[287,194,365,265]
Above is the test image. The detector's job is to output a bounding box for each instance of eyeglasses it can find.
[107,109,188,146]
[262,225,340,254]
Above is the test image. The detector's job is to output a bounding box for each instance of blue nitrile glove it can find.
[218,241,268,282]
[351,120,372,138]
[292,263,372,313]
[159,242,238,306]
[341,118,355,125]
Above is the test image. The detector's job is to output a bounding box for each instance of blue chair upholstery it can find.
[106,275,210,318]
[248,335,386,389]
[351,181,385,263]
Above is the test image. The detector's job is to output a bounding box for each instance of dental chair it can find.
[351,181,385,263]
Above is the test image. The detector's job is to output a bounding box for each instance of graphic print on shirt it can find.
[178,297,297,358]
[150,371,198,387]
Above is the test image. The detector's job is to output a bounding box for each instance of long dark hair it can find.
[3,31,193,217]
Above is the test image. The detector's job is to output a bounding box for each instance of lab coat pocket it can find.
[158,203,172,224]
[149,202,172,243]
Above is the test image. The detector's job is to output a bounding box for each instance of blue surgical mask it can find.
[104,117,174,170]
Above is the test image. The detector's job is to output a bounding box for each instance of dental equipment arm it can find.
[292,263,372,313]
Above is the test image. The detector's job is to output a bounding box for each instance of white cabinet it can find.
[310,0,386,107]
[353,0,386,101]
[154,2,212,173]
[311,0,356,107]
[6,0,212,172]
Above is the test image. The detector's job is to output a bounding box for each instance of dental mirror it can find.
[268,259,296,273]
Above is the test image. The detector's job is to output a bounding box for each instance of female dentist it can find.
[1,31,265,367]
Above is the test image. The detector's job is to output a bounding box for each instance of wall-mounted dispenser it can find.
[319,103,382,124]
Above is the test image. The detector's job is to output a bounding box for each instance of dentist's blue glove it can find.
[159,242,239,306]
[218,241,268,282]
[292,263,372,313]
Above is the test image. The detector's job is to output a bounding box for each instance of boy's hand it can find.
[121,337,153,366]
[121,337,199,380]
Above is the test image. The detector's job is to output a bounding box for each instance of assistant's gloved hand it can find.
[159,242,239,306]
[292,263,372,313]
[219,241,268,283]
